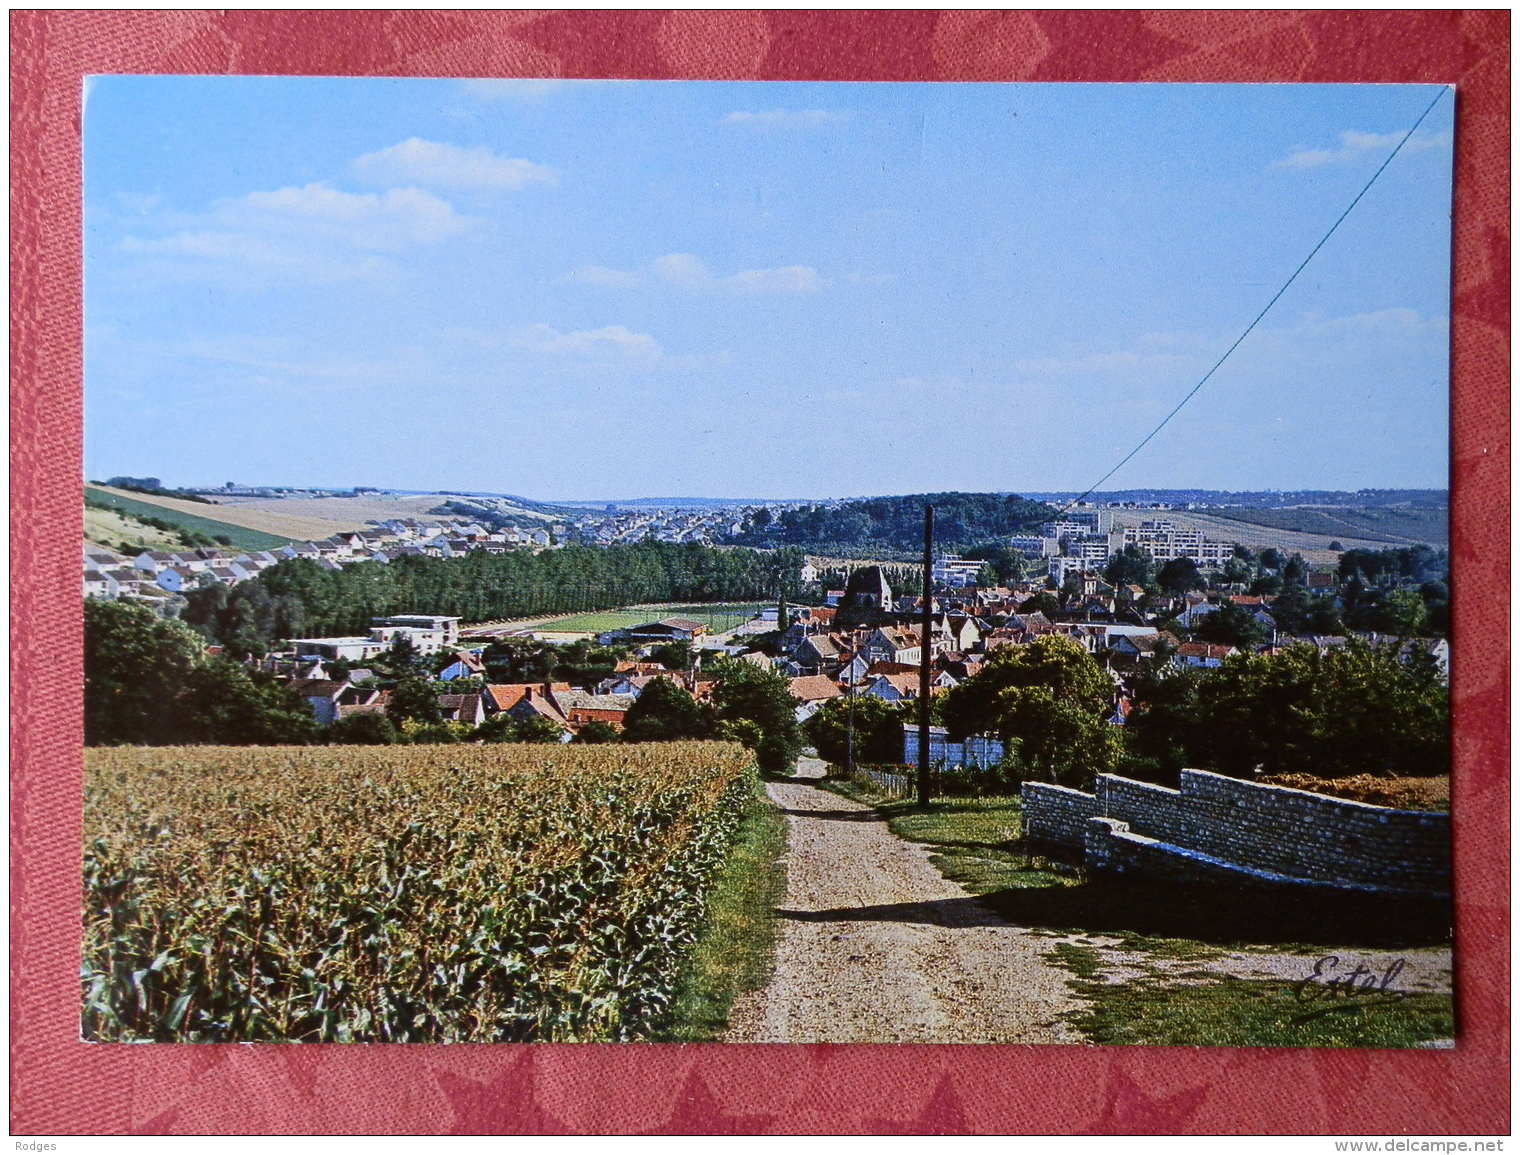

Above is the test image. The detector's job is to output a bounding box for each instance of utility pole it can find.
[917,504,933,807]
[845,646,856,780]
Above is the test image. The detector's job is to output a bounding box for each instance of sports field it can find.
[528,602,772,634]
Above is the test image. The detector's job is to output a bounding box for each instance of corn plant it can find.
[82,742,753,1042]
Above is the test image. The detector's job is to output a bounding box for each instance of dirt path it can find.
[724,759,1085,1043]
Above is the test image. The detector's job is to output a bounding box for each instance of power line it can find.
[1042,84,1451,524]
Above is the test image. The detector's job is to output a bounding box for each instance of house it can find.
[290,636,389,663]
[83,570,119,599]
[1175,642,1237,669]
[788,675,843,704]
[133,550,175,573]
[481,682,573,712]
[1178,600,1220,628]
[790,632,842,675]
[860,672,926,702]
[611,618,709,645]
[437,650,487,681]
[1307,571,1338,595]
[437,693,485,727]
[550,690,636,731]
[290,679,385,727]
[1109,632,1176,660]
[370,614,462,654]
[861,626,923,667]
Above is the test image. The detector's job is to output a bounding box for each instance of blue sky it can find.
[84,78,1453,499]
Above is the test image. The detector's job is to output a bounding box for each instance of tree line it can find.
[183,541,806,654]
[732,492,1056,551]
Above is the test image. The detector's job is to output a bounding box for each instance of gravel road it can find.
[724,758,1085,1044]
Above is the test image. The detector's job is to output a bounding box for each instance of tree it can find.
[388,674,442,726]
[939,635,1116,786]
[322,657,352,682]
[1103,544,1154,588]
[1156,557,1205,595]
[991,686,1118,788]
[710,660,804,772]
[1019,592,1060,617]
[1121,663,1204,779]
[180,659,319,746]
[1181,641,1448,779]
[1381,588,1430,637]
[1282,554,1309,588]
[803,695,905,766]
[1194,602,1268,649]
[1259,548,1285,571]
[621,679,714,743]
[572,720,619,744]
[1328,541,1344,552]
[84,599,206,745]
[382,635,426,677]
[329,712,398,745]
[512,715,567,743]
[649,641,694,671]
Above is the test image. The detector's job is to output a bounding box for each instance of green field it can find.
[85,486,291,551]
[529,602,772,634]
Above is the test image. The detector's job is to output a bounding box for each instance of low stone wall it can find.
[1022,770,1451,897]
[1021,782,1099,846]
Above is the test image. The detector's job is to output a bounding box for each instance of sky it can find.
[84,78,1454,500]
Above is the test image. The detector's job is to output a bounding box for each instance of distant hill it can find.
[1025,488,1448,510]
[727,491,1058,553]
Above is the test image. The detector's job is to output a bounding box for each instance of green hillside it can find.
[85,486,291,551]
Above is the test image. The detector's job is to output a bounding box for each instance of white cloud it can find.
[511,323,663,359]
[352,138,557,192]
[114,181,473,286]
[564,251,825,294]
[721,109,851,129]
[1272,129,1452,170]
[231,183,471,248]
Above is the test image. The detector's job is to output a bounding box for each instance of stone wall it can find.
[1021,770,1451,897]
[1021,782,1100,846]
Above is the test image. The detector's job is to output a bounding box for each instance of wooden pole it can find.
[918,504,933,806]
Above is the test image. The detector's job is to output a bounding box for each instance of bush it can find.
[328,712,398,745]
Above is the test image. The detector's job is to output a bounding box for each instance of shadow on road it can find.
[775,806,886,823]
[780,881,1453,949]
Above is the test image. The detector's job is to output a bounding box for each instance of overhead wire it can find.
[1031,84,1452,527]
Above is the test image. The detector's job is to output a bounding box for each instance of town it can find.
[82,500,1450,779]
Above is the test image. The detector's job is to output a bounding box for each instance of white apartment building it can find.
[931,555,986,588]
[1121,520,1234,567]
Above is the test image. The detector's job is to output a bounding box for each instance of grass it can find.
[822,777,1077,892]
[655,780,788,1041]
[822,774,1450,953]
[85,486,291,551]
[826,771,1453,1047]
[526,602,772,634]
[83,505,184,552]
[1062,972,1454,1047]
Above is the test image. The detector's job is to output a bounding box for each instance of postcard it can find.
[12,8,1509,1139]
[78,74,1455,1050]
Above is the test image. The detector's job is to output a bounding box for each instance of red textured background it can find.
[10,10,1509,1136]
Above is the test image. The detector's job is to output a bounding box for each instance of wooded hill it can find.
[730,492,1057,552]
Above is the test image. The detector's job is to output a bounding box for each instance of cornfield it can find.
[83,741,754,1042]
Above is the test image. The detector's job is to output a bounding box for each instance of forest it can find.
[184,541,806,653]
[729,492,1055,552]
